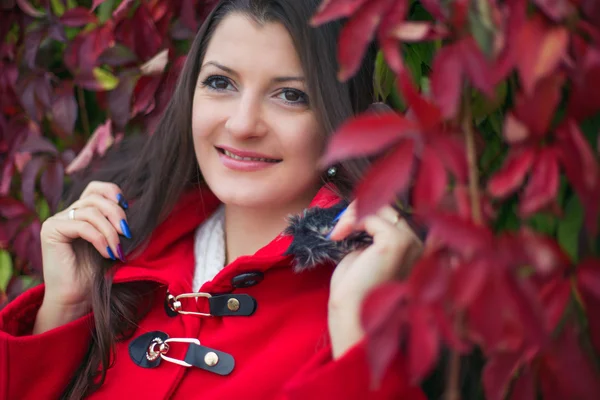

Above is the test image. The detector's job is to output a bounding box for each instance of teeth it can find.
[223,149,276,162]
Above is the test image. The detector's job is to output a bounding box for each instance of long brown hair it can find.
[61,0,376,397]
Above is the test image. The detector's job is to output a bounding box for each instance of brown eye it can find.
[284,90,300,102]
[202,75,234,91]
[278,89,308,105]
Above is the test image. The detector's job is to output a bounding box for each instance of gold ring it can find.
[68,208,76,221]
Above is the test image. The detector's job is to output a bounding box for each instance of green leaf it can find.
[98,0,116,24]
[557,195,584,263]
[471,82,508,119]
[0,250,13,292]
[374,51,395,102]
[404,45,422,87]
[527,213,557,236]
[50,0,65,16]
[93,67,119,90]
[36,198,51,222]
[468,0,495,58]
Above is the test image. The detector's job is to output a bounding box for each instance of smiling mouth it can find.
[216,147,282,163]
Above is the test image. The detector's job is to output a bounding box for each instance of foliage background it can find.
[1,0,600,398]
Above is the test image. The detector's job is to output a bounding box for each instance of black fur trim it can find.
[283,201,373,272]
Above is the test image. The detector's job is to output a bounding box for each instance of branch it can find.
[444,95,483,400]
[77,86,91,137]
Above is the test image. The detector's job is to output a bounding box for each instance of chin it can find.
[206,178,317,211]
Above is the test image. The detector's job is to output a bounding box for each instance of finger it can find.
[69,194,130,238]
[80,181,128,209]
[327,202,357,241]
[50,219,119,260]
[65,207,123,261]
[362,215,422,276]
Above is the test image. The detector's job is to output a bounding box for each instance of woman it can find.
[0,0,424,399]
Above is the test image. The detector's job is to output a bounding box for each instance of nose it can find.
[224,93,267,139]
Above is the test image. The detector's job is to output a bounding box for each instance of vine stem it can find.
[77,86,91,137]
[444,96,483,400]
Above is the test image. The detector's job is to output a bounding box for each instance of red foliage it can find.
[314,0,600,397]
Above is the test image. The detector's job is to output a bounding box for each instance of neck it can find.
[224,189,319,264]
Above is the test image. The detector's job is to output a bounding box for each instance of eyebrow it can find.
[202,61,305,83]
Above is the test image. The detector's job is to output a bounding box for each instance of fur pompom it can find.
[283,201,373,272]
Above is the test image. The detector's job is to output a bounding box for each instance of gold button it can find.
[204,351,219,367]
[227,298,240,312]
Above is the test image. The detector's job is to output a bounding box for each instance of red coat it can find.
[0,187,425,400]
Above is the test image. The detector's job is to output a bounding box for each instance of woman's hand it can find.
[326,202,423,359]
[34,181,130,334]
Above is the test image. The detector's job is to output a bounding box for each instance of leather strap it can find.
[209,293,257,316]
[183,343,235,376]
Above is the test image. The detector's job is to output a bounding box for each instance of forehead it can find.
[203,13,304,76]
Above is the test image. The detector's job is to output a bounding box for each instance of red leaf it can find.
[482,353,522,400]
[0,198,30,219]
[337,0,395,81]
[113,0,135,20]
[509,367,535,400]
[520,147,559,215]
[107,69,139,130]
[310,0,370,25]
[354,139,415,219]
[430,134,468,182]
[412,147,447,211]
[503,113,530,144]
[40,160,64,213]
[51,81,77,137]
[361,282,409,385]
[450,257,488,308]
[488,147,536,198]
[431,44,462,118]
[467,275,524,352]
[398,72,443,130]
[376,0,409,74]
[538,278,571,331]
[514,74,563,138]
[321,112,419,166]
[459,38,494,96]
[98,44,138,67]
[532,0,571,21]
[20,156,45,210]
[408,250,450,303]
[558,120,598,191]
[516,17,568,95]
[59,7,97,27]
[577,259,600,353]
[180,0,198,31]
[539,325,600,400]
[428,213,493,256]
[132,75,162,116]
[408,307,439,383]
[66,119,114,174]
[577,258,600,301]
[18,135,58,155]
[518,230,570,276]
[131,4,163,61]
[16,0,45,17]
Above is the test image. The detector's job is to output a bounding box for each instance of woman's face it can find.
[192,13,325,210]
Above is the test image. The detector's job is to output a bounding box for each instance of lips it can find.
[216,146,282,163]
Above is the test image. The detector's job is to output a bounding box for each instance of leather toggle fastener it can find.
[129,330,235,376]
[164,291,257,317]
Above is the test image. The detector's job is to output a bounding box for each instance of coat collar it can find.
[112,185,370,292]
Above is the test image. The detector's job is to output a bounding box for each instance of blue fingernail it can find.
[333,208,347,222]
[117,193,129,209]
[106,246,116,261]
[120,219,132,239]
